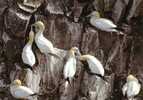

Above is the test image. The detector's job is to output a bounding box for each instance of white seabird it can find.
[88,11,124,35]
[10,79,35,99]
[122,74,141,100]
[32,21,58,58]
[22,28,36,71]
[63,47,81,88]
[79,54,105,79]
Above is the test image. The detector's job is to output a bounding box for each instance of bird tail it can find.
[23,65,35,73]
[30,93,45,97]
[114,27,124,31]
[64,78,72,94]
[128,98,133,100]
[65,78,72,88]
[110,27,124,35]
[65,81,69,89]
[47,52,61,60]
[88,72,108,82]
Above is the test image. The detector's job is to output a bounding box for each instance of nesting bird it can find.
[22,28,36,71]
[79,54,105,80]
[122,74,141,100]
[88,11,123,35]
[63,47,81,88]
[10,79,35,99]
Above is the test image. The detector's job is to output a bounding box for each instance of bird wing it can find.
[14,86,34,98]
[122,83,127,96]
[127,81,141,98]
[63,57,76,79]
[92,18,117,32]
[86,56,104,76]
[22,46,36,66]
[36,36,54,53]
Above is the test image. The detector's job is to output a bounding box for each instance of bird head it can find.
[79,55,90,61]
[11,79,22,86]
[32,21,45,33]
[87,11,100,18]
[127,74,138,82]
[69,47,81,57]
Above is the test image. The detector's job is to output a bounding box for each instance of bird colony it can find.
[8,5,141,99]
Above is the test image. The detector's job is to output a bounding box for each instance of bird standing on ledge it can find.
[79,54,106,80]
[63,47,81,89]
[122,74,141,100]
[10,79,36,99]
[32,21,60,64]
[87,11,124,35]
[22,28,36,71]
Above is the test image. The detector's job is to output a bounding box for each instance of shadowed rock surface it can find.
[0,0,143,100]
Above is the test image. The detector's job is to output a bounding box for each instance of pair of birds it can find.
[63,47,105,89]
[22,21,56,71]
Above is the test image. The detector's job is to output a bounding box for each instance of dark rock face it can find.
[0,0,143,100]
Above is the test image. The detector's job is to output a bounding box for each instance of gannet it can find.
[63,47,81,88]
[10,79,35,99]
[122,74,141,100]
[22,28,36,71]
[88,11,124,35]
[79,54,106,80]
[32,21,59,59]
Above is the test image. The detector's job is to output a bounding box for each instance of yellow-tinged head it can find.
[32,21,45,33]
[88,11,100,18]
[12,79,22,86]
[69,47,81,57]
[127,74,138,82]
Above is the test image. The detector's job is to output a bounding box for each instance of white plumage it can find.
[122,75,141,100]
[80,55,104,76]
[33,21,54,55]
[63,47,80,88]
[35,32,54,54]
[90,18,117,32]
[22,29,36,67]
[10,79,35,99]
[64,55,76,79]
[88,11,123,34]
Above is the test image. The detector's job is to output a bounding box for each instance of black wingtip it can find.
[23,65,36,73]
[87,72,108,82]
[65,78,72,87]
[30,93,44,97]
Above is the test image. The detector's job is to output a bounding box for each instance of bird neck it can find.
[80,55,87,61]
[37,31,44,37]
[25,39,33,49]
[28,37,33,45]
[91,16,98,21]
[69,50,75,57]
[10,85,19,91]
